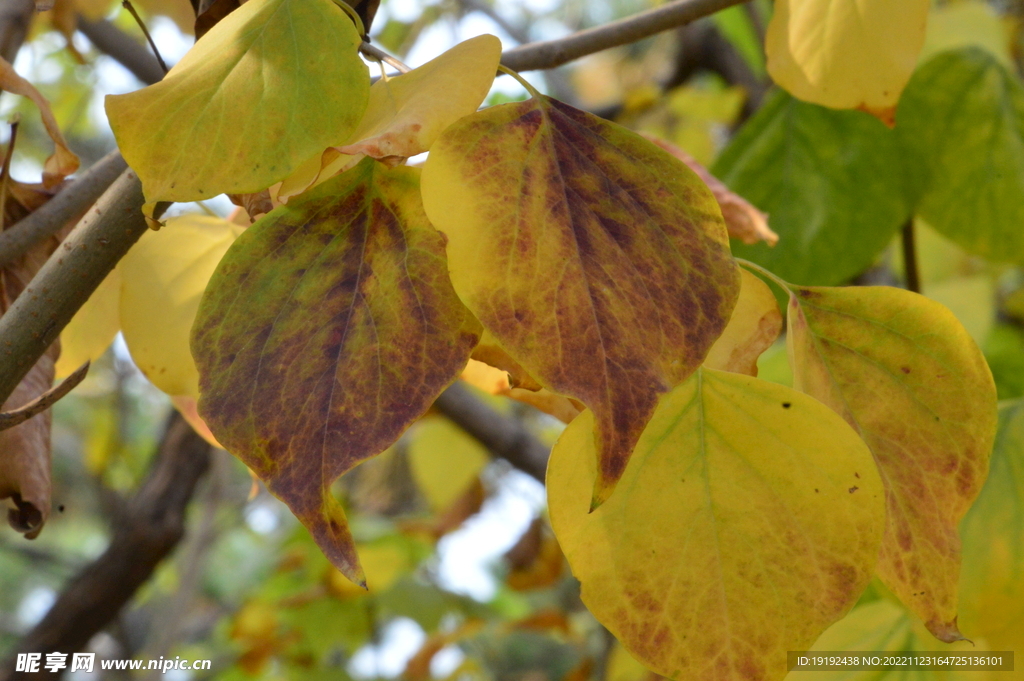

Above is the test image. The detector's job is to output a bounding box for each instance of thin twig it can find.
[359,41,411,74]
[0,361,88,431]
[500,0,745,72]
[901,218,921,294]
[77,16,165,85]
[121,0,168,74]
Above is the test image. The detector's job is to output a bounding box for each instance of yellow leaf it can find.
[0,56,79,187]
[55,268,120,379]
[703,268,781,376]
[408,417,488,513]
[277,35,500,200]
[338,35,501,159]
[765,0,930,119]
[132,0,196,34]
[119,214,243,396]
[422,94,739,508]
[787,285,997,642]
[547,368,885,681]
[106,0,368,210]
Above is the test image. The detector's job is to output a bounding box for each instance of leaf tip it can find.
[927,617,970,644]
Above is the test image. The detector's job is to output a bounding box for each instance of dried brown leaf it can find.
[0,57,80,187]
[646,135,778,247]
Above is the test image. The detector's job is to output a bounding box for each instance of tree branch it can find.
[0,0,33,65]
[434,382,549,482]
[0,411,212,680]
[0,169,149,408]
[77,16,165,86]
[0,150,127,270]
[500,0,746,72]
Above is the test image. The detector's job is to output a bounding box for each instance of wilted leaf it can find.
[461,358,582,423]
[645,136,777,246]
[0,192,72,539]
[787,285,997,642]
[339,35,500,160]
[958,400,1024,654]
[0,352,56,538]
[703,269,781,376]
[547,368,885,681]
[120,215,243,397]
[897,48,1024,263]
[765,0,930,121]
[106,0,369,212]
[422,95,739,507]
[0,56,79,187]
[55,268,120,379]
[192,159,480,583]
[714,91,908,286]
[504,517,564,591]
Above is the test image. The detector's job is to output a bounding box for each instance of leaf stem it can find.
[735,258,792,294]
[497,64,543,99]
[359,42,411,74]
[121,0,168,74]
[901,218,921,294]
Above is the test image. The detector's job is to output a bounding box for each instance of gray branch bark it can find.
[500,0,746,72]
[0,150,127,270]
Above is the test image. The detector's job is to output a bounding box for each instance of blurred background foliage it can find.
[2,0,1024,679]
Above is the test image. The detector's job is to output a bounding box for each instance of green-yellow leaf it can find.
[191,158,481,583]
[783,600,983,681]
[786,285,997,642]
[120,214,243,397]
[547,368,886,681]
[55,268,120,378]
[704,268,781,377]
[408,417,488,513]
[765,0,930,119]
[958,400,1024,656]
[105,0,368,210]
[422,95,740,507]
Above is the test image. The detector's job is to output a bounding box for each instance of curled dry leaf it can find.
[646,136,777,246]
[0,179,77,538]
[0,362,88,432]
[0,57,80,187]
[0,351,56,538]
